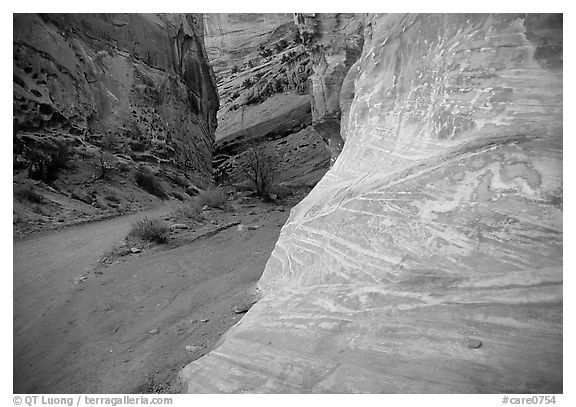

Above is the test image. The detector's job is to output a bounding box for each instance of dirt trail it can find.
[13,201,290,393]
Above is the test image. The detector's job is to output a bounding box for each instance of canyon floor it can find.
[13,190,307,393]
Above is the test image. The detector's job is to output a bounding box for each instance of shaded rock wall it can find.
[182,13,562,393]
[295,13,364,164]
[13,13,218,184]
[217,126,330,188]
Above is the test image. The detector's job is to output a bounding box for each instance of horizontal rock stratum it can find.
[183,13,563,393]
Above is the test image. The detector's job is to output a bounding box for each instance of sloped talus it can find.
[181,14,562,393]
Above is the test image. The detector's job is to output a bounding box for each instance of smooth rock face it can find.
[13,14,218,183]
[181,14,562,393]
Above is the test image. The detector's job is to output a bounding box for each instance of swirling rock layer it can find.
[183,13,563,393]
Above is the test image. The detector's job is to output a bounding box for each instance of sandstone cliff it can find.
[181,13,563,393]
[13,14,218,235]
[204,13,293,76]
[204,13,331,188]
[295,13,364,164]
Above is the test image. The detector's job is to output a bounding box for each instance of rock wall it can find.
[205,13,330,188]
[295,13,364,164]
[13,13,218,184]
[204,13,292,76]
[181,13,563,393]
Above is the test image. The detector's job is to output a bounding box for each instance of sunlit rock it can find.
[181,13,562,393]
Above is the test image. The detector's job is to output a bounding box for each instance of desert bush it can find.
[117,161,131,173]
[274,39,288,52]
[16,186,45,204]
[231,65,240,74]
[197,188,228,209]
[128,217,169,243]
[236,141,278,200]
[27,141,73,181]
[259,48,272,58]
[230,91,240,100]
[135,168,168,199]
[242,78,253,89]
[271,185,293,200]
[292,30,302,44]
[129,140,148,153]
[173,200,203,220]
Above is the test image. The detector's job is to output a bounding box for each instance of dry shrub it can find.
[197,188,228,209]
[15,186,45,204]
[172,200,203,221]
[135,168,168,199]
[128,217,169,243]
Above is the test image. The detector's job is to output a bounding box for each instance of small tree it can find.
[236,140,278,200]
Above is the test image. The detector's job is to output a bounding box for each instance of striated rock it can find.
[204,13,293,76]
[181,14,562,393]
[216,126,330,187]
[205,14,326,188]
[216,93,312,152]
[13,13,218,185]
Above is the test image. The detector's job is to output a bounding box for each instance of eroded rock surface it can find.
[182,14,562,393]
[204,13,293,76]
[205,14,330,188]
[295,13,364,164]
[14,13,218,185]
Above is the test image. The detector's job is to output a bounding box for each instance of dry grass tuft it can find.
[128,217,169,243]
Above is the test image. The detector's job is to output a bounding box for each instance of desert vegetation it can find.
[15,185,45,204]
[236,141,279,201]
[127,217,170,243]
[197,187,228,209]
[135,168,168,199]
[26,141,73,182]
[172,200,203,221]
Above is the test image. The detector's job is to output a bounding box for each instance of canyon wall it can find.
[205,13,331,188]
[295,13,364,164]
[182,13,563,393]
[13,13,218,185]
[204,13,292,76]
